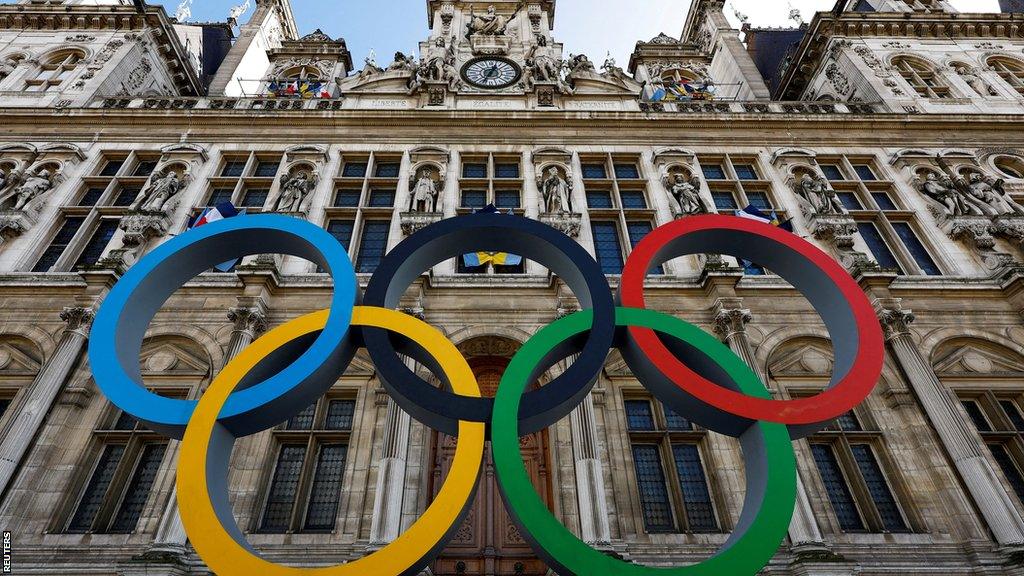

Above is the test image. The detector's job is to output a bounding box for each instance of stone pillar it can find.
[877,299,1024,547]
[712,299,830,552]
[0,306,92,500]
[148,304,267,553]
[368,395,413,545]
[569,391,612,545]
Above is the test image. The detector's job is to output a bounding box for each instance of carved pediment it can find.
[139,338,210,376]
[768,339,835,377]
[933,342,1024,376]
[0,337,42,375]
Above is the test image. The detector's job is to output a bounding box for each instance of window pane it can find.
[260,445,307,532]
[324,220,354,250]
[664,405,692,431]
[462,163,487,179]
[857,223,903,273]
[625,400,655,431]
[207,188,234,206]
[743,260,766,276]
[33,217,85,272]
[672,444,717,532]
[134,161,158,176]
[68,444,126,532]
[586,190,613,208]
[495,190,520,209]
[304,444,347,531]
[712,192,738,210]
[811,443,865,531]
[241,189,269,208]
[821,165,845,181]
[286,403,316,430]
[74,220,118,269]
[462,190,486,208]
[850,444,906,532]
[113,410,138,431]
[356,221,390,273]
[254,161,280,178]
[113,187,140,206]
[342,162,367,178]
[1000,401,1024,432]
[495,163,520,179]
[872,193,897,211]
[100,160,124,177]
[746,191,772,210]
[989,444,1024,501]
[620,190,647,209]
[368,188,395,207]
[734,164,758,180]
[221,161,247,177]
[591,221,624,274]
[854,165,877,181]
[375,162,400,178]
[333,189,361,207]
[325,400,356,430]
[631,445,674,532]
[0,398,10,419]
[702,164,726,180]
[626,221,664,275]
[110,443,167,533]
[614,164,640,179]
[78,187,106,206]
[836,411,862,432]
[962,400,993,432]
[892,223,940,276]
[581,164,607,179]
[838,192,862,211]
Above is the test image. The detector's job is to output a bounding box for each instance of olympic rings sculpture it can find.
[88,211,883,576]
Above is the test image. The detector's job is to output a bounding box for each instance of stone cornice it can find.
[777,11,1024,101]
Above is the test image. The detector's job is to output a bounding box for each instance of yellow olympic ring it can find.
[177,306,485,575]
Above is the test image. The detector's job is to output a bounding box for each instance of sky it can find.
[2,0,1004,69]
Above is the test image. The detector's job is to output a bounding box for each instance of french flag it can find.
[189,202,242,272]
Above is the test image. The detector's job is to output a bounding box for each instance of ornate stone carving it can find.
[914,172,975,217]
[713,308,752,340]
[408,164,443,213]
[538,165,574,214]
[523,44,572,95]
[228,306,268,338]
[400,212,443,236]
[132,167,187,212]
[538,211,582,238]
[877,307,915,342]
[954,64,998,97]
[466,4,519,55]
[825,62,851,95]
[807,213,880,272]
[661,169,708,217]
[119,210,172,252]
[792,173,846,217]
[274,168,318,213]
[934,212,1015,270]
[0,210,36,247]
[60,306,95,335]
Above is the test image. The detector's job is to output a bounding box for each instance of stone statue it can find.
[409,170,441,213]
[601,54,632,85]
[275,170,317,212]
[914,172,976,216]
[422,38,461,91]
[566,53,596,76]
[131,169,184,212]
[540,166,573,213]
[387,52,416,73]
[9,170,52,211]
[796,173,846,215]
[467,5,515,38]
[0,169,8,193]
[663,172,708,216]
[954,64,997,98]
[0,58,16,83]
[358,54,383,80]
[523,44,571,94]
[987,175,1024,217]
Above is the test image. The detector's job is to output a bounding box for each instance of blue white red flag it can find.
[189,202,242,272]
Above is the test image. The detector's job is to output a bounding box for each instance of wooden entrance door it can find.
[430,357,552,576]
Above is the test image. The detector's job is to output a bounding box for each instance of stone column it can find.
[368,395,413,545]
[569,391,612,545]
[0,306,92,500]
[877,300,1024,547]
[712,299,830,552]
[148,304,267,553]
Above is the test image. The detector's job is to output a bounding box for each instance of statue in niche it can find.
[466,4,516,38]
[275,170,318,212]
[954,64,997,97]
[0,58,16,82]
[662,171,708,216]
[0,169,8,194]
[409,168,441,213]
[914,172,976,216]
[795,173,846,215]
[6,169,53,211]
[539,166,573,213]
[986,175,1024,216]
[523,43,571,94]
[954,172,1024,217]
[131,168,185,212]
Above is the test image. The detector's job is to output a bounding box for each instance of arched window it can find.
[281,65,321,82]
[988,57,1024,97]
[26,49,84,92]
[994,156,1024,180]
[892,56,949,99]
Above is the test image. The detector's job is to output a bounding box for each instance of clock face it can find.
[462,58,521,89]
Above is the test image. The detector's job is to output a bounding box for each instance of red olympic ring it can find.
[620,215,884,435]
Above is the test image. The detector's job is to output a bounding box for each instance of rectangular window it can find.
[241,189,269,208]
[625,400,655,431]
[0,398,10,418]
[342,162,368,178]
[892,222,940,275]
[134,160,158,176]
[857,223,903,273]
[207,188,234,206]
[494,163,520,179]
[620,190,647,209]
[850,444,906,532]
[672,444,717,532]
[626,221,664,275]
[260,445,307,532]
[495,190,521,209]
[73,220,118,269]
[67,444,126,532]
[287,404,316,430]
[113,187,140,207]
[664,407,692,431]
[746,191,772,210]
[254,161,280,178]
[734,164,758,180]
[110,443,166,533]
[78,187,106,207]
[614,164,640,179]
[821,165,845,181]
[333,189,361,207]
[100,160,125,177]
[632,445,674,532]
[586,190,613,209]
[962,400,993,432]
[368,188,395,207]
[836,411,862,432]
[325,220,354,250]
[591,221,624,274]
[1001,401,1024,432]
[989,444,1024,501]
[462,190,487,209]
[462,163,487,179]
[375,163,400,178]
[221,161,247,177]
[811,443,865,531]
[712,192,738,210]
[356,221,390,273]
[853,165,877,181]
[325,400,356,430]
[837,192,863,211]
[303,444,347,531]
[581,164,607,179]
[702,164,726,180]
[872,192,898,211]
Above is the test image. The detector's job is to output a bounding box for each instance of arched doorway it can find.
[430,337,553,576]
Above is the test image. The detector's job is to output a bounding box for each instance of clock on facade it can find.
[461,57,522,89]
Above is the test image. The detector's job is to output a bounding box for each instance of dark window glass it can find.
[325,220,354,249]
[872,193,898,211]
[241,189,269,208]
[78,187,106,206]
[495,190,520,208]
[746,191,772,210]
[1001,401,1024,432]
[67,444,125,532]
[712,192,738,210]
[495,163,520,179]
[854,0,876,11]
[260,445,307,532]
[286,403,316,430]
[632,445,674,532]
[625,400,655,431]
[342,162,367,178]
[74,220,118,269]
[990,444,1024,501]
[586,190,613,208]
[356,221,390,273]
[462,190,487,208]
[368,188,395,207]
[850,444,906,532]
[811,443,865,531]
[113,187,140,206]
[591,221,624,274]
[821,165,845,181]
[99,160,124,177]
[0,398,10,419]
[854,165,877,181]
[113,410,138,431]
[325,400,356,430]
[254,160,280,178]
[134,161,158,176]
[303,444,347,531]
[614,164,640,179]
[333,189,361,207]
[836,411,862,432]
[743,260,766,276]
[734,164,758,180]
[962,400,993,432]
[207,188,234,206]
[581,164,607,179]
[110,443,166,533]
[375,162,400,178]
[620,190,647,209]
[626,221,664,275]
[892,223,940,276]
[838,192,863,211]
[857,223,903,273]
[672,444,717,531]
[462,163,487,179]
[664,406,692,431]
[33,217,84,272]
[702,164,726,180]
[221,161,247,177]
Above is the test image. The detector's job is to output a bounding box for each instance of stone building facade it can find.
[1,0,1024,575]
